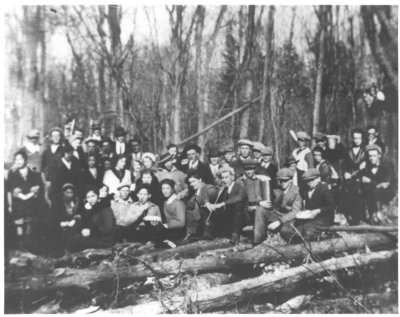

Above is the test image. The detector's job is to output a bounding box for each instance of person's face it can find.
[168,147,177,156]
[64,128,71,138]
[99,186,109,198]
[64,151,73,161]
[130,141,140,153]
[239,145,251,158]
[87,156,96,168]
[161,184,173,198]
[51,131,62,144]
[224,151,234,162]
[221,171,234,187]
[72,139,81,148]
[313,151,323,163]
[93,129,101,136]
[87,142,97,153]
[187,149,198,162]
[119,187,130,200]
[298,139,306,148]
[29,137,39,145]
[14,154,26,169]
[116,157,126,170]
[353,133,363,146]
[307,177,320,190]
[252,150,261,159]
[316,140,326,148]
[133,161,142,172]
[86,191,99,206]
[262,154,272,163]
[367,129,377,141]
[289,163,297,172]
[188,177,201,190]
[244,169,255,178]
[117,136,125,143]
[102,142,112,153]
[142,173,152,184]
[104,160,111,170]
[137,189,150,204]
[143,157,153,169]
[210,156,219,165]
[368,150,380,165]
[164,160,173,171]
[279,178,291,190]
[63,188,75,201]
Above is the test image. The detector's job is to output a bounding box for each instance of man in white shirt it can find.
[114,126,129,156]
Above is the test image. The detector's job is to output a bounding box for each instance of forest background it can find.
[3,5,398,167]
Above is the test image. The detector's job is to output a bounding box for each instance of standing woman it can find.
[7,150,50,254]
[103,154,132,197]
[82,154,104,189]
[131,159,143,186]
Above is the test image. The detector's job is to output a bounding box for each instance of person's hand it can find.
[362,176,371,183]
[60,221,68,228]
[248,205,256,211]
[268,221,281,230]
[205,202,215,212]
[81,228,91,237]
[85,202,92,209]
[162,223,168,229]
[181,158,188,165]
[259,201,272,209]
[68,219,76,227]
[344,172,351,180]
[359,161,366,170]
[256,175,270,182]
[30,185,40,194]
[377,182,390,189]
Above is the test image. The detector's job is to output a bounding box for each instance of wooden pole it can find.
[177,96,261,147]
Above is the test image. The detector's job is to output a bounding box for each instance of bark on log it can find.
[328,225,398,233]
[5,233,396,294]
[186,250,397,312]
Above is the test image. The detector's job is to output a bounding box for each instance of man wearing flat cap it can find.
[220,144,236,167]
[291,130,314,172]
[280,168,335,243]
[100,137,115,164]
[19,129,42,173]
[207,148,222,183]
[254,167,302,245]
[360,144,396,223]
[114,126,129,156]
[252,142,265,163]
[255,146,278,192]
[205,166,247,245]
[184,144,214,191]
[230,139,254,178]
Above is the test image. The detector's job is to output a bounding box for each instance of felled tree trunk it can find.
[5,233,395,294]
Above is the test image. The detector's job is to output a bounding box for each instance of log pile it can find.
[4,226,398,314]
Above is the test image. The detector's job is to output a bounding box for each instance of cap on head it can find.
[365,144,382,154]
[114,126,127,137]
[62,183,75,192]
[302,168,320,181]
[243,159,259,171]
[313,132,327,142]
[221,145,234,154]
[185,144,201,154]
[27,129,40,139]
[238,139,254,148]
[143,152,156,162]
[277,167,294,180]
[159,153,174,165]
[252,142,265,152]
[285,155,299,166]
[217,165,235,177]
[208,148,220,158]
[261,146,273,156]
[117,182,131,191]
[296,131,310,141]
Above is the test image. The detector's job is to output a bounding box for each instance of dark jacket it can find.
[272,182,303,223]
[52,157,83,199]
[82,167,104,189]
[187,183,219,210]
[304,183,335,223]
[216,181,247,212]
[255,162,278,189]
[41,145,64,182]
[81,202,116,244]
[360,160,396,192]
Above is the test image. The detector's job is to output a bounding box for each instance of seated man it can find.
[240,159,269,227]
[254,168,302,245]
[360,144,396,223]
[183,171,218,243]
[206,166,247,245]
[150,179,186,248]
[281,168,335,243]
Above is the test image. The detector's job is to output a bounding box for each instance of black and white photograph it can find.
[2,3,398,314]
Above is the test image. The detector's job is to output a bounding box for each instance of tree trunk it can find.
[312,6,327,135]
[6,233,395,294]
[258,5,275,142]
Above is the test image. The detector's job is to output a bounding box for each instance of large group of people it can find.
[4,121,397,256]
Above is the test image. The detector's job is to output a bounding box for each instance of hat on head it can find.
[252,142,265,152]
[285,155,299,167]
[243,159,259,171]
[114,126,127,137]
[365,144,382,154]
[71,134,83,142]
[92,123,101,131]
[100,137,113,145]
[221,144,234,154]
[313,132,327,142]
[117,182,131,191]
[49,127,63,135]
[143,152,156,162]
[302,168,320,181]
[208,148,220,158]
[277,168,294,180]
[261,146,273,156]
[62,183,75,192]
[27,129,40,139]
[185,144,202,154]
[296,131,310,141]
[238,139,254,148]
[85,137,99,145]
[216,165,235,177]
[63,143,74,153]
[159,153,174,165]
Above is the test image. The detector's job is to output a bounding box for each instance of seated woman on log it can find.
[52,183,82,253]
[148,179,186,248]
